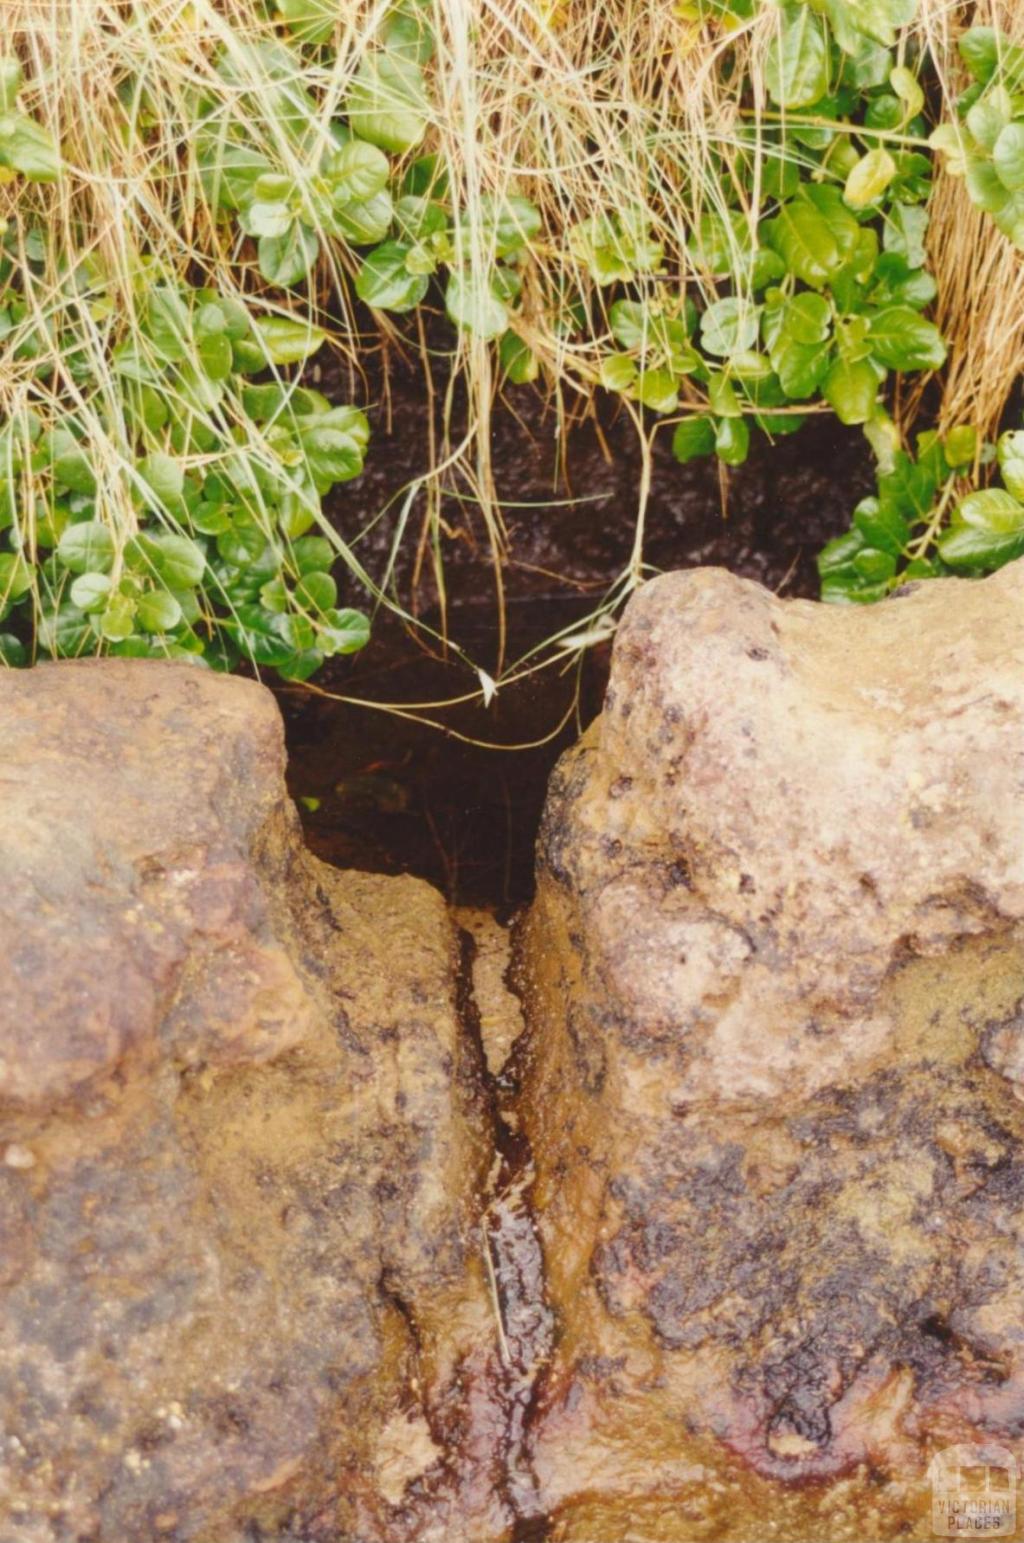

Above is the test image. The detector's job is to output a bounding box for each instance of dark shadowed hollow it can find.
[276,361,875,909]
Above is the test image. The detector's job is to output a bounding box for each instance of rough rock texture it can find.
[518,562,1024,1540]
[0,660,509,1543]
[6,562,1024,1543]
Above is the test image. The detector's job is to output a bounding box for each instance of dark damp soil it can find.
[275,353,874,911]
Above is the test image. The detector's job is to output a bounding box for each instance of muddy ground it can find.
[276,356,874,908]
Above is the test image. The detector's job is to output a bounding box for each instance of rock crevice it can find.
[3,559,1024,1542]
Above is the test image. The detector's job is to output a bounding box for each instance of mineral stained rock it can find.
[0,660,508,1543]
[518,562,1024,1540]
[6,562,1024,1543]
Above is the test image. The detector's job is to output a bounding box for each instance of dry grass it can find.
[911,0,1024,441]
[1,0,787,675]
[3,0,1023,687]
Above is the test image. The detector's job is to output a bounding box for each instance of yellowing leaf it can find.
[889,65,923,122]
[844,148,897,209]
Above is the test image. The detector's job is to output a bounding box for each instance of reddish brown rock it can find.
[517,563,1024,1540]
[0,660,508,1543]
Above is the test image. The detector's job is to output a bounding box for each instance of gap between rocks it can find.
[453,918,555,1542]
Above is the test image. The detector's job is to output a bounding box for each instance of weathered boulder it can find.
[0,660,508,1543]
[517,562,1024,1540]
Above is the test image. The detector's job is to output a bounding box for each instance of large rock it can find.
[518,562,1024,1539]
[0,660,508,1543]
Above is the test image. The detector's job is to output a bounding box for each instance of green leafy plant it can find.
[0,257,370,677]
[580,0,946,470]
[5,0,1024,697]
[818,416,1024,603]
[0,53,59,246]
[196,19,541,342]
[931,27,1024,250]
[197,37,399,289]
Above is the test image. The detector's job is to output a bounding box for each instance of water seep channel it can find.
[454,913,556,1540]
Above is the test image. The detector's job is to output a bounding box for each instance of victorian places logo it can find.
[929,1444,1019,1538]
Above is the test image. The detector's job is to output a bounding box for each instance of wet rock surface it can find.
[518,562,1024,1539]
[0,660,508,1543]
[4,560,1024,1543]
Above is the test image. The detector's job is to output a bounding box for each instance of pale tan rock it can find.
[0,660,508,1543]
[454,908,526,1077]
[517,562,1024,1541]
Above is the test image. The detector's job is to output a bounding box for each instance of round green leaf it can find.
[57,521,115,575]
[195,302,227,339]
[844,148,897,209]
[70,572,112,613]
[763,200,841,288]
[852,546,896,582]
[277,0,338,46]
[715,415,750,466]
[252,316,327,366]
[997,429,1024,499]
[600,353,637,393]
[959,27,1000,85]
[852,494,908,555]
[822,357,878,424]
[259,222,320,288]
[225,604,294,667]
[966,91,1012,153]
[98,597,136,642]
[198,330,233,382]
[46,430,97,496]
[0,633,26,666]
[318,606,370,655]
[944,425,978,469]
[242,200,293,240]
[780,291,831,345]
[765,5,829,110]
[298,407,369,488]
[0,112,60,181]
[139,452,184,510]
[329,140,390,203]
[278,488,320,540]
[143,287,191,362]
[275,647,324,682]
[700,298,761,358]
[938,520,1024,570]
[671,417,716,463]
[993,122,1024,193]
[217,525,268,568]
[130,531,206,589]
[956,487,1024,532]
[291,535,334,574]
[329,189,393,246]
[609,300,648,351]
[769,334,829,399]
[355,242,429,313]
[498,330,539,385]
[445,270,508,340]
[708,372,741,418]
[868,307,947,371]
[635,368,678,414]
[346,52,428,154]
[889,65,924,121]
[0,58,24,114]
[0,551,34,600]
[276,612,317,652]
[294,571,337,612]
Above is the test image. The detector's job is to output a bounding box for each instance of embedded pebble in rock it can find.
[517,561,1024,1541]
[0,660,508,1543]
